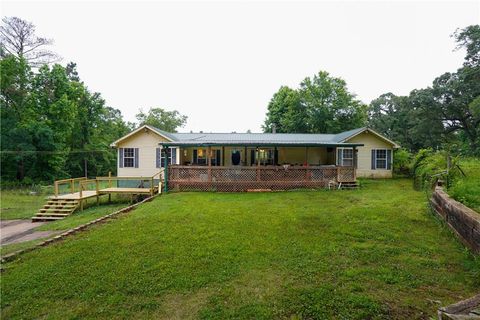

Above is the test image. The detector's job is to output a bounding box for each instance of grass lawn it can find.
[1,179,479,319]
[0,190,47,220]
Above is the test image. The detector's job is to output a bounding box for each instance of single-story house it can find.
[110,126,399,191]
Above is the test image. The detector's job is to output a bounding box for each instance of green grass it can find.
[0,239,44,256]
[448,158,480,212]
[1,179,478,319]
[0,190,47,220]
[1,198,129,258]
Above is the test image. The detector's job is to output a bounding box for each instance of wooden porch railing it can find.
[167,165,356,192]
[54,177,87,197]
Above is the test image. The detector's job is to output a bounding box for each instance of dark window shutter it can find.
[337,148,343,166]
[119,148,124,168]
[387,149,392,170]
[193,149,198,164]
[156,148,160,168]
[250,149,256,165]
[371,149,376,170]
[274,148,278,165]
[134,148,139,168]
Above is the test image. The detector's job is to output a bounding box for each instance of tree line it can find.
[263,25,480,156]
[0,17,186,184]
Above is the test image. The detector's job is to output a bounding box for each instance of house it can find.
[110,126,399,191]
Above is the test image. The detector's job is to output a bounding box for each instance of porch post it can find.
[163,147,168,193]
[222,146,225,166]
[207,146,212,184]
[305,147,310,181]
[256,147,260,181]
[244,146,247,166]
[353,146,357,181]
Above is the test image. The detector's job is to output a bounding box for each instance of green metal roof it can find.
[152,127,368,147]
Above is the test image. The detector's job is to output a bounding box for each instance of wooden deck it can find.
[50,188,153,200]
[49,190,97,200]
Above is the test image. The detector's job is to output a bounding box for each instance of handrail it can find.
[54,177,87,197]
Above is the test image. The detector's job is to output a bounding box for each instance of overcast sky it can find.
[2,1,479,132]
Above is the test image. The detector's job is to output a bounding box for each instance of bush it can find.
[393,148,412,176]
[448,158,480,212]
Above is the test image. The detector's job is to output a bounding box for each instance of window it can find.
[256,148,274,165]
[123,148,135,167]
[342,148,353,166]
[160,147,177,167]
[375,149,387,169]
[337,148,354,167]
[193,149,207,165]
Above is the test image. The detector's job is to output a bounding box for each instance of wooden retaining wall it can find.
[430,186,480,254]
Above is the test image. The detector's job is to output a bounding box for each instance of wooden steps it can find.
[339,182,359,190]
[32,199,79,222]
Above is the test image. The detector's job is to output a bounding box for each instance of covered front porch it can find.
[161,142,363,192]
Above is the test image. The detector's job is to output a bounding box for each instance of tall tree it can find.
[263,71,367,133]
[0,16,60,66]
[136,107,187,132]
[263,86,307,133]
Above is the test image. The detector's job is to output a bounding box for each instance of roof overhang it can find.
[340,127,400,148]
[160,142,364,148]
[110,125,173,147]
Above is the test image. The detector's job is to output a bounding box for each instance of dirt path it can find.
[1,220,60,246]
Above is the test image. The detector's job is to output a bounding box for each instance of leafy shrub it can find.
[393,148,412,176]
[412,149,449,190]
[448,158,480,212]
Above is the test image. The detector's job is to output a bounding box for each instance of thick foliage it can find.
[263,71,367,133]
[369,25,480,155]
[0,57,131,183]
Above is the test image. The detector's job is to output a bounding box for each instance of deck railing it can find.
[54,177,87,197]
[167,165,355,192]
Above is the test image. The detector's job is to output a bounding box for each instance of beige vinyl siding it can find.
[346,131,394,178]
[117,128,172,177]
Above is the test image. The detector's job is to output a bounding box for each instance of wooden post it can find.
[150,177,154,196]
[244,146,247,166]
[95,179,99,205]
[256,147,260,181]
[305,147,309,180]
[353,146,357,181]
[70,179,74,194]
[222,146,225,166]
[80,183,84,211]
[108,172,112,203]
[54,181,59,197]
[336,166,340,182]
[207,146,212,184]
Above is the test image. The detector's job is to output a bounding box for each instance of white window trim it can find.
[123,148,135,168]
[375,149,388,170]
[338,147,354,167]
[161,147,177,166]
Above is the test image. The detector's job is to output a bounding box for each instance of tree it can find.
[454,25,480,68]
[0,16,60,66]
[263,86,307,133]
[368,25,480,155]
[135,107,187,132]
[263,71,367,133]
